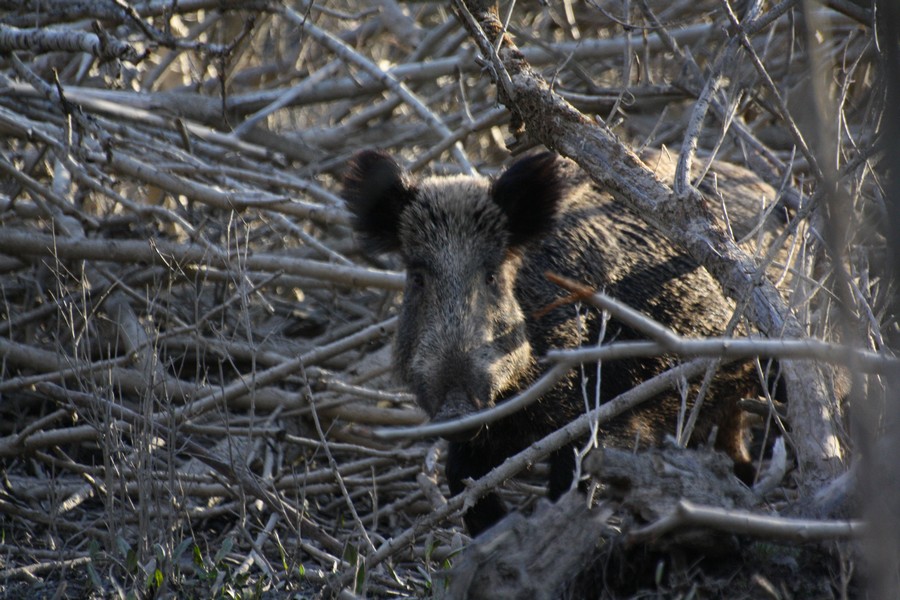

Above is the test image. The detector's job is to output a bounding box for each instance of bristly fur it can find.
[343,150,416,253]
[343,150,757,536]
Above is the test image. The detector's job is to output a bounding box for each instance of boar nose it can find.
[433,387,483,421]
[433,388,485,441]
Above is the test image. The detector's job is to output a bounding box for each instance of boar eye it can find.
[485,271,497,286]
[408,270,426,289]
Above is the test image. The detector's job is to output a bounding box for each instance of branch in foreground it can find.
[358,359,728,581]
[373,272,890,443]
[628,499,865,545]
[374,356,719,441]
[546,273,896,374]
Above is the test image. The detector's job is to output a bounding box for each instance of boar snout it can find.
[421,352,492,440]
[432,388,485,441]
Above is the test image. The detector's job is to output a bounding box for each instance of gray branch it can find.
[0,24,139,62]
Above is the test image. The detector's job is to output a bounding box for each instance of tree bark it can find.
[444,492,610,600]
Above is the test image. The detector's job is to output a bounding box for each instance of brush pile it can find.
[0,1,892,597]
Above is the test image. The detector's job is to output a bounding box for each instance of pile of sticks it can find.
[0,1,887,596]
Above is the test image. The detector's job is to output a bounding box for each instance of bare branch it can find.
[629,499,865,544]
[0,23,140,62]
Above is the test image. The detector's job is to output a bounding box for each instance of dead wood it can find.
[0,0,890,597]
[444,493,612,600]
[449,443,865,599]
[443,445,743,599]
[584,445,754,554]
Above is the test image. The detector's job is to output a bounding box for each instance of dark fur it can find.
[344,151,756,535]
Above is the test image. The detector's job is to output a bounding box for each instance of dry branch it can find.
[628,499,865,545]
[0,227,402,289]
[0,24,140,62]
[0,0,887,596]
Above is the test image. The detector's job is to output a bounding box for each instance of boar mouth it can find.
[429,389,486,441]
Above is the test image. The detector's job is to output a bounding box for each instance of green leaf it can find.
[425,539,438,562]
[415,565,432,586]
[355,559,366,593]
[126,548,138,574]
[86,562,103,590]
[153,542,166,563]
[213,537,234,566]
[174,537,194,562]
[145,561,163,591]
[115,536,131,558]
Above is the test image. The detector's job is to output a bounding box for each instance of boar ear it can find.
[491,152,567,247]
[343,150,415,253]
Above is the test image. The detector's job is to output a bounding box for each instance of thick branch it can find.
[0,228,403,290]
[0,24,139,62]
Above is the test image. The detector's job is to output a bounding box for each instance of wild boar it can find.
[344,150,759,535]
